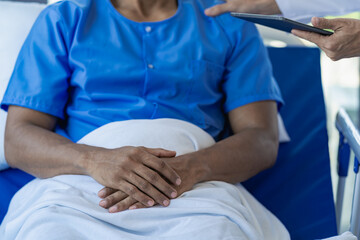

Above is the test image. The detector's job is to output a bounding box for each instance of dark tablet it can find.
[231,13,333,36]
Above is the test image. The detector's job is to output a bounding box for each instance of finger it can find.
[129,202,147,210]
[312,17,342,30]
[119,180,156,207]
[291,29,325,45]
[143,147,176,158]
[98,187,117,198]
[126,172,171,207]
[204,3,232,17]
[99,190,128,209]
[140,154,181,186]
[134,165,178,199]
[108,196,137,213]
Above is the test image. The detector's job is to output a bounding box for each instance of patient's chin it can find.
[77,118,216,156]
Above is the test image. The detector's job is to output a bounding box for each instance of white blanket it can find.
[0,119,290,240]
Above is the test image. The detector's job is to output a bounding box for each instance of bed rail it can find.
[336,108,360,237]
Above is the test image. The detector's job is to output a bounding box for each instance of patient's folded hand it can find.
[77,119,216,213]
[98,154,207,213]
[87,146,181,209]
[98,188,147,213]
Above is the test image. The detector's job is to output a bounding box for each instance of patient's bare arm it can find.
[99,101,279,212]
[5,106,181,207]
[185,101,279,183]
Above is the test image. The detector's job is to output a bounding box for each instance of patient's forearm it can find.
[5,120,90,178]
[171,101,279,185]
[5,106,181,207]
[186,128,278,184]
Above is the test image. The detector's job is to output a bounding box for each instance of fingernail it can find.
[171,192,177,198]
[148,200,154,206]
[109,206,117,213]
[176,178,181,186]
[99,200,106,207]
[129,206,137,210]
[98,189,105,197]
[163,200,170,206]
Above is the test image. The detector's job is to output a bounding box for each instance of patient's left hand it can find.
[98,154,204,213]
[98,188,146,212]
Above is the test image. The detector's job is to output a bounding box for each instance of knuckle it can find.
[129,147,140,155]
[127,171,135,180]
[127,185,138,195]
[110,167,126,183]
[139,181,150,191]
[116,166,127,175]
[108,173,121,184]
[148,172,159,182]
[157,160,166,169]
[121,165,130,174]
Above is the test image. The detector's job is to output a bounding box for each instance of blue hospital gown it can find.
[1,0,283,142]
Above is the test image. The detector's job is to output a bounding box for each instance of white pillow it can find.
[78,119,216,156]
[78,117,290,153]
[0,1,46,170]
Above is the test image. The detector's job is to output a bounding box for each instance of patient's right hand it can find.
[85,146,181,208]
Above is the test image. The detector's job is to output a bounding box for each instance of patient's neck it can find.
[111,0,178,22]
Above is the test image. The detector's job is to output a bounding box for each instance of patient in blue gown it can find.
[0,0,287,238]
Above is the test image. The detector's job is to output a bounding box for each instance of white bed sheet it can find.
[0,119,290,240]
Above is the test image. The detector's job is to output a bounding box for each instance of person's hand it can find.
[204,0,281,17]
[97,154,207,213]
[98,188,147,213]
[85,146,181,208]
[292,17,360,61]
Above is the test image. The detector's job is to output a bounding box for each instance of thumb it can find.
[312,17,339,30]
[205,3,232,17]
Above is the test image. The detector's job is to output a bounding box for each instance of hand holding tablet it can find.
[292,17,360,61]
[231,13,360,62]
[231,13,333,36]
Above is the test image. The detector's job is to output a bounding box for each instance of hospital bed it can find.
[336,108,360,238]
[0,1,358,239]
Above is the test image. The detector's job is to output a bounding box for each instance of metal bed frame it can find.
[336,108,360,237]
